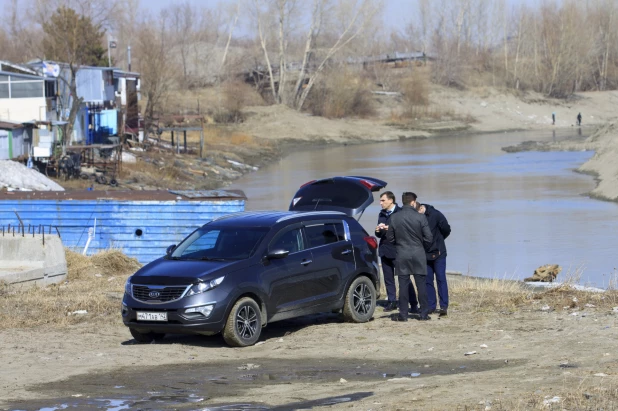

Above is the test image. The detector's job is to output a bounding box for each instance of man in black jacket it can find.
[418,203,451,317]
[375,192,419,312]
[387,192,433,321]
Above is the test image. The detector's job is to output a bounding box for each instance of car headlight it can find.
[185,276,225,297]
[124,276,132,295]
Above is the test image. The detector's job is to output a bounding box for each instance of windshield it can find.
[170,227,269,261]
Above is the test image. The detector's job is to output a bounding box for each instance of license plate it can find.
[136,312,168,321]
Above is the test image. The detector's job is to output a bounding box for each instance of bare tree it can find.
[135,11,175,134]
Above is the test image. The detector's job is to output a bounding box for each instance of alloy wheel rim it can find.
[236,305,258,339]
[353,282,372,315]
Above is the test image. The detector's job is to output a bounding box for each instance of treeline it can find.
[1,0,617,121]
[400,0,618,97]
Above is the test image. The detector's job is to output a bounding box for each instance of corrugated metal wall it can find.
[11,128,24,157]
[76,69,103,102]
[0,130,8,159]
[0,199,246,264]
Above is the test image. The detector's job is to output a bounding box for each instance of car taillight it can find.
[300,180,317,188]
[364,236,378,250]
[359,179,376,190]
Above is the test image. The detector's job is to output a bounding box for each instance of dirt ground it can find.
[2,282,618,410]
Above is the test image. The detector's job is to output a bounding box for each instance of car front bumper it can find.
[121,290,231,335]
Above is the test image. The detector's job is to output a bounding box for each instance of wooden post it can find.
[199,118,204,158]
[183,130,187,153]
[171,130,174,146]
[176,131,179,154]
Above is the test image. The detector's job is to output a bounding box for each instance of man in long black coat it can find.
[375,191,419,312]
[387,192,433,321]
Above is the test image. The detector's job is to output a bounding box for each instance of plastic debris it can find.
[465,351,478,356]
[69,310,88,315]
[543,396,561,406]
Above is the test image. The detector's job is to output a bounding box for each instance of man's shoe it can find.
[408,305,420,314]
[438,308,448,317]
[391,314,408,322]
[383,302,398,312]
[418,315,431,321]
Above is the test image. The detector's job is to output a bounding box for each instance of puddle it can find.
[7,358,514,410]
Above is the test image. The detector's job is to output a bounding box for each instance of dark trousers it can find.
[426,255,448,311]
[382,257,418,307]
[398,274,428,318]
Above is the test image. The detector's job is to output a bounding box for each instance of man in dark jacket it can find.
[387,192,433,321]
[375,191,418,312]
[418,203,451,317]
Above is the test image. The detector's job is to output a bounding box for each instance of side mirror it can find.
[166,244,177,255]
[267,249,289,260]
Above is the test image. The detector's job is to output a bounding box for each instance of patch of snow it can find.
[0,160,64,191]
[122,152,137,163]
[525,282,606,293]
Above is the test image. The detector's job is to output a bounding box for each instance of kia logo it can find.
[149,291,161,298]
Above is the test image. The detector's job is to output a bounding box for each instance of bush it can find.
[400,69,430,106]
[214,81,252,123]
[305,69,376,119]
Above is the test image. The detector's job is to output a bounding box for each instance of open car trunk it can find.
[289,176,387,218]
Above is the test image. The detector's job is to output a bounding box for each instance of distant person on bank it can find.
[577,112,582,126]
[417,202,451,317]
[386,192,433,321]
[552,112,556,125]
[375,191,419,313]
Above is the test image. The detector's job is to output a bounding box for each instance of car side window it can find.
[270,228,304,254]
[304,222,342,248]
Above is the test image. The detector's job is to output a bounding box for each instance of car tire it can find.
[129,328,165,343]
[342,276,376,323]
[223,297,262,347]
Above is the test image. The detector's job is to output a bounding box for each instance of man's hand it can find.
[376,223,388,232]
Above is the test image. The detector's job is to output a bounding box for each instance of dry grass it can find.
[0,249,140,330]
[449,269,618,316]
[450,276,531,313]
[478,379,618,410]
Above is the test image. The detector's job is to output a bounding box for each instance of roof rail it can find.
[211,211,275,222]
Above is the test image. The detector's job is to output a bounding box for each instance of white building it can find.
[0,70,51,124]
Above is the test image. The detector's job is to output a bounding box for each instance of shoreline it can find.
[499,121,618,203]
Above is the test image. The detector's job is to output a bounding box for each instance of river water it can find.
[229,130,618,287]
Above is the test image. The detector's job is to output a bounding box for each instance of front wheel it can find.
[342,276,376,323]
[223,297,262,347]
[129,328,165,343]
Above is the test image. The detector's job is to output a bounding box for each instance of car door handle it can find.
[301,259,313,266]
[341,249,352,255]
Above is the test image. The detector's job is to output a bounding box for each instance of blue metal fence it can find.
[0,198,245,264]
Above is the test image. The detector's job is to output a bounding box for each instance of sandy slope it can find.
[433,87,618,132]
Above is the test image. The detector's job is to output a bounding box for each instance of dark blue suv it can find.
[122,176,385,346]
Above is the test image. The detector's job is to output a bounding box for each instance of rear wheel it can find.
[129,328,165,343]
[342,276,376,323]
[223,297,262,347]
